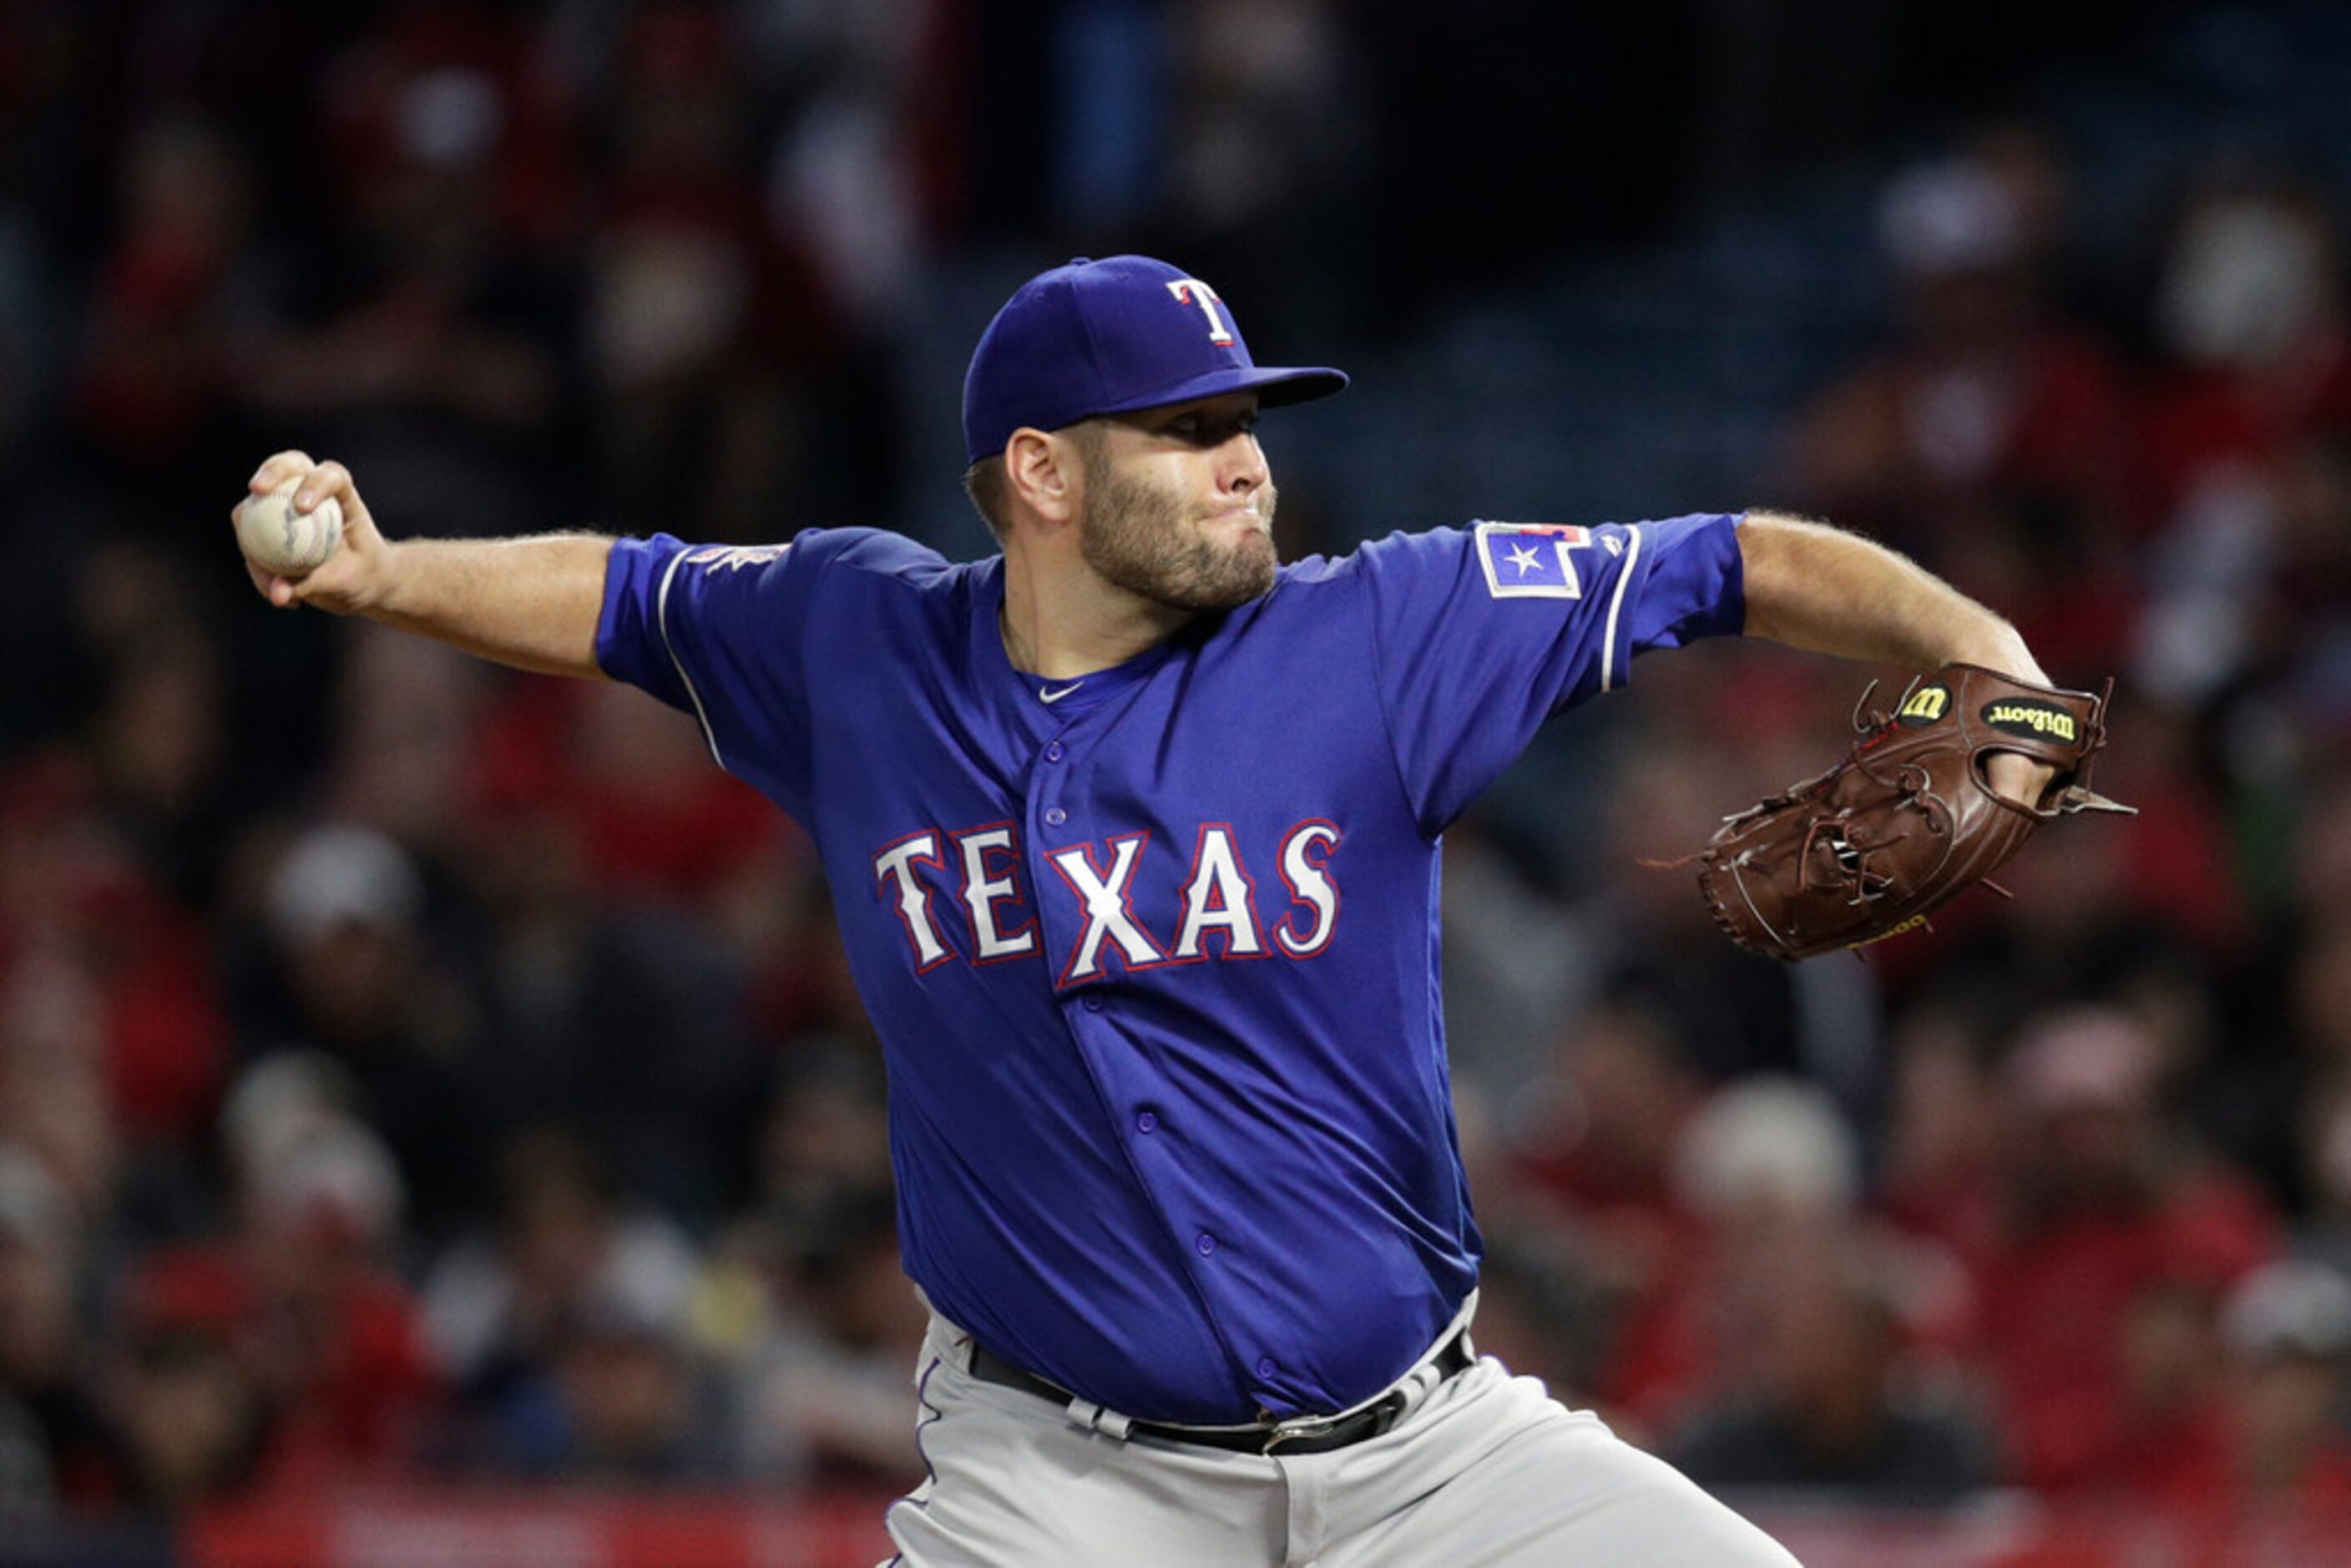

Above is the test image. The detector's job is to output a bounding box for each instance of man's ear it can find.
[1006,428,1081,527]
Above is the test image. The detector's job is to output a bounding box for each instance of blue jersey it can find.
[595,513,1746,1424]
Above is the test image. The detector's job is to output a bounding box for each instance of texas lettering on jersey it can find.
[871,817,1342,984]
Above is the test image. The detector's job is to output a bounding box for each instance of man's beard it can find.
[1079,452,1280,613]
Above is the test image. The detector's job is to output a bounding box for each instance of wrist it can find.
[357,536,407,620]
[1943,626,2046,685]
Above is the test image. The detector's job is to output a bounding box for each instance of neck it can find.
[999,543,1193,679]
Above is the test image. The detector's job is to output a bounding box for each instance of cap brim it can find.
[1094,364,1348,420]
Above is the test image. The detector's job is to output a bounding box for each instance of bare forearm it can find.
[1736,511,2045,680]
[370,534,614,677]
[237,453,614,679]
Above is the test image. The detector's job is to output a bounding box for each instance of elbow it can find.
[1732,511,1821,645]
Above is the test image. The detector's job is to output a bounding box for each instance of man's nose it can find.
[1221,432,1268,493]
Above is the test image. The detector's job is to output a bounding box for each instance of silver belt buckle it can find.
[1259,1411,1349,1454]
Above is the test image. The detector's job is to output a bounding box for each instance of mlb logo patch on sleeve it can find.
[1474,521,1591,600]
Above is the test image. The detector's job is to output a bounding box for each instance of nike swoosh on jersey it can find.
[1039,683,1085,703]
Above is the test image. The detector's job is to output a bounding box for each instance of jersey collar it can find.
[973,557,1194,716]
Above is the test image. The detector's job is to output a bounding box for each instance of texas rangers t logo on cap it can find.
[1165,279,1236,345]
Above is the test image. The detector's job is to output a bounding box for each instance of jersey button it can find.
[1255,1358,1277,1379]
[1135,1110,1158,1133]
[1044,741,1065,763]
[1044,807,1068,827]
[1081,995,1104,1013]
[1195,1232,1216,1257]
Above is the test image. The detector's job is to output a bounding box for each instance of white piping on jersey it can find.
[656,548,726,769]
[1599,524,1641,693]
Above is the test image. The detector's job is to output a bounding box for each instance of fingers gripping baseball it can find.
[232,453,385,613]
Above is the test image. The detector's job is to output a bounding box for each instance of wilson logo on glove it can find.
[1979,700,2079,743]
[1896,685,1949,725]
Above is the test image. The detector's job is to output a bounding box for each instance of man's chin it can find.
[1159,555,1275,613]
[1206,567,1279,611]
[1206,538,1279,608]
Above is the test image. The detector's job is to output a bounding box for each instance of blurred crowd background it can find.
[7,0,2351,1560]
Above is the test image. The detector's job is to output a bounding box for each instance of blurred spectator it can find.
[1780,139,2141,700]
[0,784,225,1169]
[1435,812,1584,1140]
[2058,1257,2351,1514]
[420,1126,704,1476]
[0,0,62,480]
[1975,1007,2278,1491]
[68,114,252,492]
[1652,1078,1975,1435]
[0,1141,106,1515]
[1667,1232,1998,1508]
[1159,0,1366,341]
[1790,150,2130,579]
[88,1087,441,1503]
[0,933,218,1267]
[538,1282,736,1485]
[2288,1073,2351,1275]
[2133,174,2351,535]
[731,1183,923,1490]
[5,562,237,1155]
[579,2,872,539]
[456,741,762,1224]
[326,623,493,857]
[752,0,928,333]
[243,822,488,1234]
[1507,992,1709,1429]
[468,674,793,911]
[230,3,579,539]
[1516,1054,1972,1447]
[695,1050,913,1489]
[2206,779,2351,1215]
[94,1255,269,1516]
[1454,1222,1607,1405]
[2206,1261,2351,1504]
[226,1099,437,1482]
[1877,1003,2005,1263]
[466,675,815,1113]
[82,600,235,911]
[740,1043,894,1268]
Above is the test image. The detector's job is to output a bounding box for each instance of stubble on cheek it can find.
[1080,458,1282,613]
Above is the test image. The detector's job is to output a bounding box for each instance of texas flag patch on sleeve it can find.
[1474,521,1593,600]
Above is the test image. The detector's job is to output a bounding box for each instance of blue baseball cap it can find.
[962,255,1348,466]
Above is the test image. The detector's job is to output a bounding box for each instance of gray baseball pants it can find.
[881,1313,1800,1566]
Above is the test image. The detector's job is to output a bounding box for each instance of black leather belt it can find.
[965,1328,1474,1455]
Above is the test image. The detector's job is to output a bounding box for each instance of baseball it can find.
[236,478,343,576]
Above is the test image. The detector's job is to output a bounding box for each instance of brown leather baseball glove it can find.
[1679,664,2135,961]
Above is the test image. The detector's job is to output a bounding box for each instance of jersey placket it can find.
[1022,696,1260,1414]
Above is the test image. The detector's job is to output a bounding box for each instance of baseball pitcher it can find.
[235,255,2117,1565]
